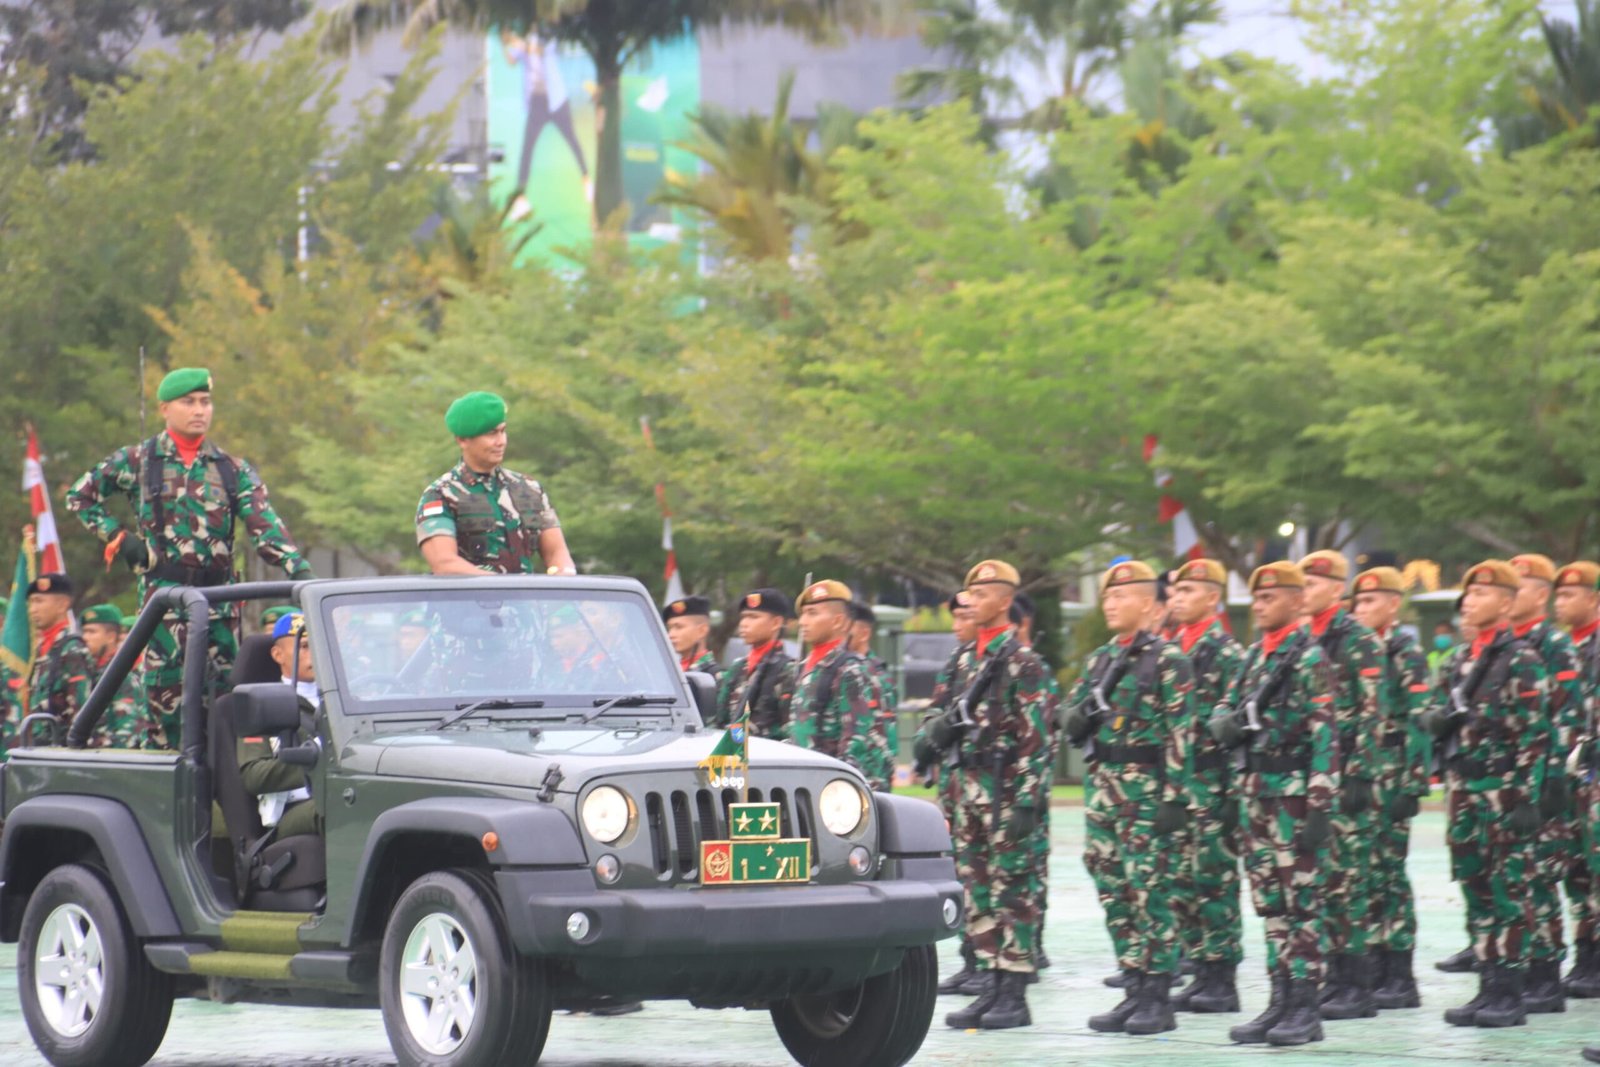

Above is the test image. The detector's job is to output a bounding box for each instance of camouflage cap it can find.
[964,559,1020,589]
[1298,550,1349,583]
[1173,558,1227,586]
[797,580,853,609]
[1249,561,1306,593]
[1464,560,1519,591]
[663,596,712,622]
[158,367,212,402]
[81,603,124,628]
[1556,561,1600,589]
[1353,567,1404,595]
[1099,560,1158,594]
[1510,553,1557,583]
[445,392,508,439]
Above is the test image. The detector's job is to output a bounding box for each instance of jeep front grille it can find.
[644,787,820,882]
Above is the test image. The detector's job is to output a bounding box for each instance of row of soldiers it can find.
[977,549,1600,1060]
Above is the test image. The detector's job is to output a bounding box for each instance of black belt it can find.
[1098,743,1161,766]
[1450,754,1515,779]
[149,561,233,587]
[1194,751,1230,773]
[1382,732,1407,748]
[1250,753,1310,774]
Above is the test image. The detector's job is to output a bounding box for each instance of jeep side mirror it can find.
[685,671,717,725]
[233,683,301,735]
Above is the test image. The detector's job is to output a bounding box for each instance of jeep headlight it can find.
[581,786,633,843]
[819,779,868,837]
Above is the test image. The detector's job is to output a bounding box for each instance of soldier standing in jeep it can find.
[416,391,577,577]
[65,368,314,749]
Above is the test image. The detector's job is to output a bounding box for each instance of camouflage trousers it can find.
[1321,802,1378,957]
[1530,810,1591,961]
[141,603,239,750]
[938,767,970,954]
[1448,789,1536,969]
[1082,771,1182,975]
[1369,775,1420,952]
[1582,779,1600,943]
[1035,759,1055,929]
[1172,781,1244,965]
[955,790,1040,974]
[1242,795,1326,982]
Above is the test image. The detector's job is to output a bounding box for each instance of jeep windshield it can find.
[319,588,684,716]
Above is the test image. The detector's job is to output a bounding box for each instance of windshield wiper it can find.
[435,698,546,731]
[579,693,677,724]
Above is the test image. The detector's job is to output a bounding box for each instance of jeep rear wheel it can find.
[379,869,552,1067]
[17,864,174,1067]
[770,943,937,1067]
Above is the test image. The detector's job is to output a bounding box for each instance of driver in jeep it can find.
[239,612,319,837]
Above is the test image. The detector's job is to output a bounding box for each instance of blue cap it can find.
[272,612,305,641]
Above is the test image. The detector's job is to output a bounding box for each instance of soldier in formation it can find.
[848,601,899,790]
[1064,561,1195,1035]
[713,588,795,734]
[19,575,93,752]
[787,581,891,791]
[1556,561,1600,1000]
[67,368,314,749]
[663,596,722,681]
[79,603,143,747]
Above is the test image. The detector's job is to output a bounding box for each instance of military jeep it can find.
[0,576,961,1067]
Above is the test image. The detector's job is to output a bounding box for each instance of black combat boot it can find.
[1125,972,1178,1035]
[1444,965,1492,1027]
[1035,949,1051,970]
[1187,960,1241,1013]
[1373,948,1421,1009]
[1320,950,1377,1020]
[938,942,979,995]
[1171,961,1211,1012]
[1266,978,1325,1046]
[1229,971,1288,1044]
[1475,963,1528,1028]
[1523,957,1566,1014]
[1316,953,1344,1007]
[1566,939,1600,998]
[1436,945,1478,972]
[1103,970,1131,988]
[977,971,1032,1030]
[1088,971,1144,1033]
[944,971,998,1029]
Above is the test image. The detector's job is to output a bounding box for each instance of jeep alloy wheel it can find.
[399,913,479,1054]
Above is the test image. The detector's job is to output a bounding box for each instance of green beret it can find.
[260,604,296,628]
[82,604,124,628]
[158,367,213,402]
[445,392,508,439]
[120,614,138,630]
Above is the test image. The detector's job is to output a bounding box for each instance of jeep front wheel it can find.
[770,943,937,1067]
[379,869,552,1067]
[17,863,174,1067]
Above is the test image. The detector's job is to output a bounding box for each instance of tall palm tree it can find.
[1496,0,1600,152]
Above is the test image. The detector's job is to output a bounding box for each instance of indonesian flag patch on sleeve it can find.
[420,501,446,518]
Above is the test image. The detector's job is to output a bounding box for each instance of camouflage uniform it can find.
[679,649,724,687]
[89,648,145,748]
[415,462,559,574]
[1371,627,1433,955]
[1173,618,1248,966]
[1221,629,1337,984]
[712,642,795,734]
[1573,623,1600,936]
[66,432,309,748]
[787,641,890,791]
[948,627,1055,974]
[1067,634,1195,977]
[1309,608,1386,965]
[1515,618,1588,967]
[18,626,93,752]
[860,652,900,791]
[1430,629,1546,975]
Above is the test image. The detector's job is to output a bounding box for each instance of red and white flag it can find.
[641,417,687,604]
[1143,434,1201,561]
[23,426,65,575]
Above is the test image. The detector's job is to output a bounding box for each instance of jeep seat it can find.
[209,635,325,911]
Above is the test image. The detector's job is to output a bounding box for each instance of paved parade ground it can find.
[0,810,1592,1066]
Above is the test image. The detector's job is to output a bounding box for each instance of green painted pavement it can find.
[0,811,1594,1065]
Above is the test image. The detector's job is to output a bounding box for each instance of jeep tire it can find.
[17,863,174,1067]
[770,943,937,1067]
[379,869,552,1067]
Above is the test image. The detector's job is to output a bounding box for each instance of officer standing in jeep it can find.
[416,391,577,577]
[66,368,314,749]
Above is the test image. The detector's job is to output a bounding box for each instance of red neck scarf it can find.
[1472,624,1504,659]
[1178,615,1217,654]
[38,620,68,657]
[1116,631,1138,647]
[746,638,779,674]
[680,648,705,672]
[1512,616,1545,639]
[1571,620,1600,646]
[1262,621,1303,656]
[1310,604,1340,638]
[168,430,205,468]
[977,625,1011,657]
[805,637,843,673]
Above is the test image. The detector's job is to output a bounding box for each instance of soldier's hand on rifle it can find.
[1152,800,1188,836]
[1340,777,1373,815]
[1005,805,1039,840]
[1298,807,1330,853]
[1509,799,1540,837]
[927,712,959,751]
[1419,705,1456,739]
[116,533,151,573]
[912,735,942,770]
[1208,709,1245,748]
[1063,703,1094,745]
[1539,773,1571,820]
[1389,793,1421,821]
